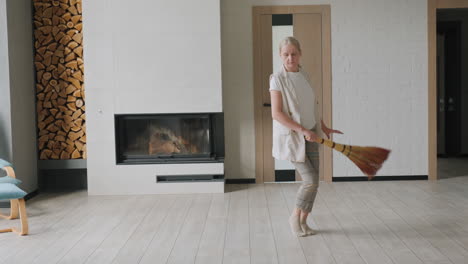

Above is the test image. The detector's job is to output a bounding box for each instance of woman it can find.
[269,36,342,237]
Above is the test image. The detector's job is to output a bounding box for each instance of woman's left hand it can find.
[321,119,343,139]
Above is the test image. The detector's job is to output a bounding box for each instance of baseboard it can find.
[225,178,255,184]
[225,175,429,184]
[25,189,39,201]
[275,169,295,182]
[156,174,223,183]
[333,175,428,181]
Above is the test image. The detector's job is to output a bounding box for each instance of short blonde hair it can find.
[279,36,302,54]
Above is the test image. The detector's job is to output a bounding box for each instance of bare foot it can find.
[289,214,306,237]
[300,219,316,236]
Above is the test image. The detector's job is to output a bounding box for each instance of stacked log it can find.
[33,0,86,160]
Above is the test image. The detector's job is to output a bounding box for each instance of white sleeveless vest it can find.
[270,65,319,162]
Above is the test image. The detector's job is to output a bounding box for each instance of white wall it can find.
[83,0,223,194]
[0,0,38,193]
[222,0,428,178]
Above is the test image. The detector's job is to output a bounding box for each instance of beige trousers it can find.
[291,141,319,213]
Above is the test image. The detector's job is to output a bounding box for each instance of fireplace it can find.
[115,113,224,164]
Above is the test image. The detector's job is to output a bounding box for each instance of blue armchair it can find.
[0,159,28,235]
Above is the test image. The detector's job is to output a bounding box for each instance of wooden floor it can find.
[2,176,468,264]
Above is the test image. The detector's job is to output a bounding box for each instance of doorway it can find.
[253,5,332,183]
[436,8,468,179]
[428,0,468,180]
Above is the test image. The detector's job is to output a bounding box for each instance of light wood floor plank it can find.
[111,195,177,264]
[281,182,366,264]
[195,192,230,264]
[0,191,92,264]
[319,183,394,264]
[85,196,161,264]
[406,181,468,251]
[31,197,108,264]
[222,184,251,264]
[138,196,193,264]
[56,196,138,264]
[264,183,308,264]
[166,194,212,264]
[373,181,468,264]
[248,184,279,264]
[338,182,423,264]
[352,181,452,263]
[280,183,337,264]
[1,176,468,264]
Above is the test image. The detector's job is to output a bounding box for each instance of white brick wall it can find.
[331,0,428,176]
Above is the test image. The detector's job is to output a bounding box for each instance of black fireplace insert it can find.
[115,113,224,164]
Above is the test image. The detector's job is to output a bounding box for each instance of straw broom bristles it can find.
[314,137,391,179]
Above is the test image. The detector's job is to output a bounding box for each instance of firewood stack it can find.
[32,0,86,160]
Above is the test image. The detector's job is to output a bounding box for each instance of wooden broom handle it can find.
[314,137,352,156]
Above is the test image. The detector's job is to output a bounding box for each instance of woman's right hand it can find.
[302,129,319,142]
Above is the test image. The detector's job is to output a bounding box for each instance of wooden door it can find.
[253,6,332,183]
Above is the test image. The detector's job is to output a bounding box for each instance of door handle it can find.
[447,97,456,112]
[263,103,271,107]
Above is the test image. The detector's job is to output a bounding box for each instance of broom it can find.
[313,137,390,179]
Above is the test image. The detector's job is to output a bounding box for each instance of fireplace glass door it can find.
[116,114,213,163]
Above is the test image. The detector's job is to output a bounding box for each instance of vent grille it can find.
[156,174,224,183]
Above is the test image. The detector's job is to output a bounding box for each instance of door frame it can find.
[428,0,468,180]
[253,5,333,183]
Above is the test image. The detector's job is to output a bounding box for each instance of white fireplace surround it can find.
[83,0,223,194]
